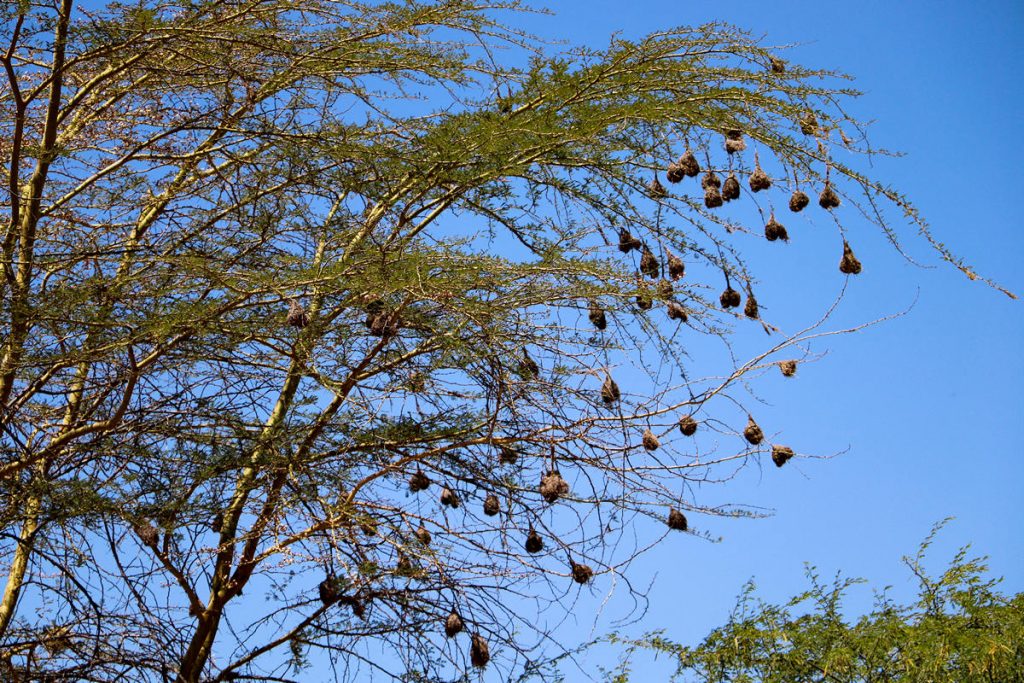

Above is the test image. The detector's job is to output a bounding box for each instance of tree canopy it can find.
[0,1,1005,681]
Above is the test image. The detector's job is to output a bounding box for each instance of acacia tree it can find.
[0,1,1005,681]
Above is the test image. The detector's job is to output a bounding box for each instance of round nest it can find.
[648,176,668,198]
[666,161,685,184]
[719,287,741,309]
[498,446,518,465]
[722,173,741,201]
[789,190,810,212]
[525,527,544,554]
[667,301,688,322]
[445,611,464,638]
[819,182,841,209]
[540,470,570,503]
[749,166,771,192]
[471,633,490,668]
[799,112,819,136]
[743,416,764,446]
[771,444,795,467]
[642,428,660,452]
[704,187,724,208]
[678,415,698,436]
[483,494,500,516]
[519,349,540,378]
[571,561,594,584]
[318,577,339,605]
[360,520,377,536]
[415,525,432,546]
[744,294,759,319]
[286,300,309,328]
[667,251,685,280]
[779,360,797,377]
[724,132,747,155]
[636,291,654,311]
[701,171,721,190]
[440,486,460,509]
[640,248,660,278]
[679,150,701,177]
[589,301,608,330]
[601,376,621,405]
[409,469,431,493]
[667,508,688,531]
[618,228,642,253]
[765,215,789,242]
[839,241,862,274]
[657,279,674,297]
[769,57,786,73]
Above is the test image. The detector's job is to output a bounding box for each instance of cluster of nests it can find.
[609,231,688,325]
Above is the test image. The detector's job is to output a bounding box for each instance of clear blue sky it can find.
[514,0,1023,677]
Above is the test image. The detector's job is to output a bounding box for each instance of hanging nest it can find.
[133,520,159,547]
[471,633,490,668]
[724,129,747,155]
[720,287,741,309]
[360,520,377,536]
[743,416,764,446]
[408,469,431,493]
[211,511,224,534]
[769,57,786,73]
[636,290,653,311]
[483,494,500,516]
[445,611,465,638]
[571,561,594,584]
[678,415,698,436]
[744,294,759,319]
[749,164,771,192]
[764,214,789,242]
[367,311,399,338]
[819,182,841,209]
[618,228,642,253]
[395,554,417,577]
[350,598,366,619]
[540,470,570,503]
[701,170,721,190]
[799,112,819,136]
[666,159,685,184]
[657,279,674,297]
[318,576,340,605]
[525,527,544,554]
[704,187,723,208]
[667,508,688,531]
[415,525,432,546]
[498,446,518,465]
[771,444,795,468]
[640,247,660,278]
[519,349,540,378]
[722,173,741,201]
[779,360,798,377]
[440,486,460,509]
[588,301,607,330]
[667,301,688,322]
[667,250,685,280]
[286,300,309,328]
[642,428,660,452]
[601,376,621,405]
[789,190,810,212]
[839,241,862,274]
[675,150,701,178]
[648,176,668,198]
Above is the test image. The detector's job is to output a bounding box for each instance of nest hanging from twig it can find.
[445,611,464,638]
[839,241,862,274]
[667,508,688,531]
[667,250,685,280]
[440,486,460,509]
[765,214,789,242]
[571,561,594,584]
[702,171,721,190]
[720,287,741,309]
[415,525,432,546]
[705,187,723,208]
[471,633,490,668]
[642,429,660,452]
[648,176,668,198]
[667,301,688,322]
[743,416,764,445]
[525,527,544,554]
[540,470,570,503]
[771,444,795,467]
[588,301,607,330]
[819,182,841,209]
[409,469,431,493]
[498,446,518,465]
[769,57,786,73]
[789,190,810,212]
[799,112,819,136]
[619,228,642,253]
[724,129,747,155]
[483,494,500,516]
[722,173,741,201]
[286,300,309,328]
[360,520,377,536]
[519,349,540,378]
[318,576,340,605]
[640,247,660,279]
[749,164,771,192]
[744,294,759,319]
[779,360,797,377]
[678,415,698,436]
[601,376,620,405]
[657,279,674,298]
[636,290,653,311]
[670,150,701,180]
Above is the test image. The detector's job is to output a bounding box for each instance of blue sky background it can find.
[511,0,1023,677]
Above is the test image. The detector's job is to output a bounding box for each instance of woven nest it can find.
[498,446,518,465]
[722,173,741,201]
[749,165,771,192]
[720,287,741,309]
[769,57,786,73]
[286,300,309,328]
[666,161,685,184]
[395,554,417,577]
[367,311,399,338]
[657,279,674,297]
[779,360,797,377]
[415,525,432,546]
[471,633,490,668]
[525,527,544,554]
[642,428,660,452]
[819,182,841,209]
[789,190,810,212]
[360,520,377,536]
[519,349,540,378]
[640,247,660,278]
[771,444,795,467]
[440,486,460,509]
[744,294,759,319]
[724,130,747,155]
[445,611,464,638]
[571,561,594,584]
[743,416,764,446]
[704,187,723,209]
[134,521,159,547]
[667,301,688,322]
[318,576,340,605]
[619,228,642,253]
[799,112,819,136]
[540,470,570,503]
[601,376,621,405]
[678,415,698,436]
[409,469,431,493]
[701,171,721,190]
[765,214,789,242]
[667,251,685,280]
[648,176,668,198]
[636,290,653,311]
[839,241,862,274]
[678,150,701,177]
[589,301,607,330]
[483,493,500,516]
[211,512,224,533]
[667,508,688,531]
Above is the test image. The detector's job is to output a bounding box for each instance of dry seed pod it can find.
[839,241,862,274]
[440,486,460,509]
[779,360,797,377]
[819,182,841,209]
[678,150,701,177]
[640,247,660,278]
[678,415,698,436]
[701,170,721,190]
[667,301,688,322]
[588,301,607,330]
[744,294,759,319]
[540,470,570,503]
[667,251,685,280]
[789,190,810,212]
[769,56,786,73]
[642,428,660,452]
[519,349,540,378]
[667,508,688,531]
[724,129,747,155]
[799,112,819,136]
[286,300,309,328]
[749,165,771,192]
[764,214,789,242]
[648,176,668,198]
[571,561,594,584]
[722,173,741,201]
[704,187,724,208]
[445,611,464,638]
[601,376,620,405]
[618,228,642,253]
[318,577,339,605]
[771,444,795,467]
[525,527,544,554]
[409,469,431,493]
[483,494,500,516]
[743,416,764,446]
[415,525,432,546]
[720,287,741,309]
[470,633,490,668]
